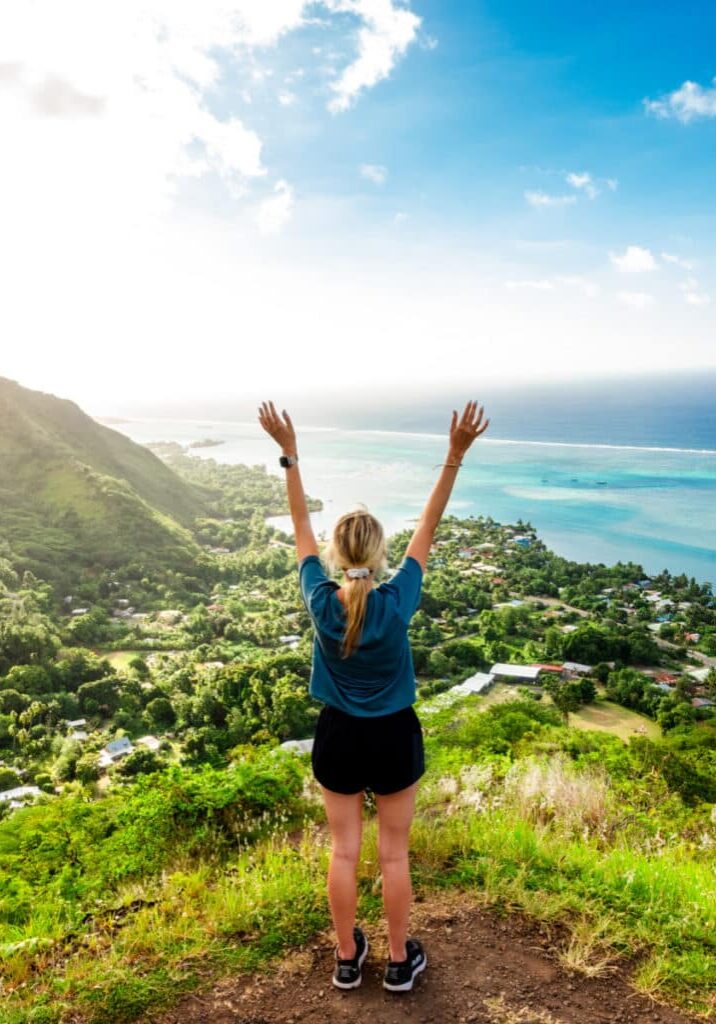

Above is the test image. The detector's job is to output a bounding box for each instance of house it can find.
[450,672,494,696]
[69,730,88,742]
[279,634,301,649]
[0,785,42,810]
[562,661,592,675]
[511,536,532,547]
[65,718,86,729]
[156,609,183,624]
[98,736,133,768]
[650,682,674,694]
[687,667,710,684]
[684,632,701,643]
[561,624,579,633]
[71,607,89,616]
[692,698,715,709]
[490,663,542,682]
[281,738,314,754]
[457,548,475,558]
[136,735,161,751]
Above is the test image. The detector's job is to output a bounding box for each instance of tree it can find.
[542,675,582,723]
[115,748,164,777]
[75,752,101,784]
[145,697,177,730]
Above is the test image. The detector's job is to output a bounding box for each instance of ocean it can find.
[111,372,716,589]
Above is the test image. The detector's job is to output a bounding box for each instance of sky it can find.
[1,0,715,412]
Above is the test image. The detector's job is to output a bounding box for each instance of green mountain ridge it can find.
[0,377,214,588]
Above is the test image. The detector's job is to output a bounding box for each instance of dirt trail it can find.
[146,890,704,1024]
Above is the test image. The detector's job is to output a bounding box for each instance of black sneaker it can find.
[332,926,369,990]
[383,938,427,992]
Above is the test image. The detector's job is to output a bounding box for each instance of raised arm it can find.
[257,400,319,564]
[404,399,489,573]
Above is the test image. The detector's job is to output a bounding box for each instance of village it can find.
[1,517,714,814]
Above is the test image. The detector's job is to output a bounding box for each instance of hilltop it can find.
[0,377,214,588]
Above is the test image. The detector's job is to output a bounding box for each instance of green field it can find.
[93,649,149,669]
[421,683,662,743]
[567,697,662,740]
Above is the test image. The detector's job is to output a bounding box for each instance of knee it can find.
[331,842,361,869]
[378,838,409,871]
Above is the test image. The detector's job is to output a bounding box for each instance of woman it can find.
[257,398,490,993]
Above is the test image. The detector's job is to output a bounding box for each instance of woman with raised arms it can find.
[258,398,490,993]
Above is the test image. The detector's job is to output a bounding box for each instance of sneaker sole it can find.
[383,952,427,992]
[332,938,369,990]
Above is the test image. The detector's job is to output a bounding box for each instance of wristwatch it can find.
[279,453,299,468]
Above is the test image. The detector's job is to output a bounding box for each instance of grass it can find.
[95,650,150,669]
[3,805,714,1023]
[567,698,661,741]
[2,698,713,1023]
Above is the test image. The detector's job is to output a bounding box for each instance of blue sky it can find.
[1,1,714,406]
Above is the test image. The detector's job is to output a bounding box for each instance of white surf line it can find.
[115,418,716,456]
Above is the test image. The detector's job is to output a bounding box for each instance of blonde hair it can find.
[323,504,388,659]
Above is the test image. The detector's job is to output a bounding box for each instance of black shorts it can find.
[311,703,425,796]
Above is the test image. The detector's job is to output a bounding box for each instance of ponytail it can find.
[339,574,372,659]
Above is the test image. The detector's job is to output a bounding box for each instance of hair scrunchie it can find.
[345,567,372,578]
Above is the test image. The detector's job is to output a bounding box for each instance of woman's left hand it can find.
[258,400,298,454]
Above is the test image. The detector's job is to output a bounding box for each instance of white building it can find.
[281,738,314,754]
[136,735,161,751]
[98,736,133,768]
[562,661,592,675]
[450,672,495,696]
[490,663,542,682]
[0,785,42,810]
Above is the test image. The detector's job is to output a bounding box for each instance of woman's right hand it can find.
[448,399,489,460]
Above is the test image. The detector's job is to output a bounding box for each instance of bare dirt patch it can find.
[145,890,703,1024]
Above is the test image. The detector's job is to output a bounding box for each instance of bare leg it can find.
[375,781,418,962]
[320,785,364,959]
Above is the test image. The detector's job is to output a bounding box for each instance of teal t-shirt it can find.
[298,554,423,717]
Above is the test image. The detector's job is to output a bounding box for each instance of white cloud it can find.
[393,211,408,224]
[617,291,655,310]
[326,0,421,113]
[255,179,294,234]
[555,275,600,298]
[278,90,297,106]
[565,171,598,199]
[524,190,577,209]
[606,178,618,191]
[684,291,711,307]
[505,279,554,291]
[662,251,695,271]
[360,162,388,185]
[609,246,658,273]
[505,275,599,298]
[644,77,716,123]
[678,278,711,307]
